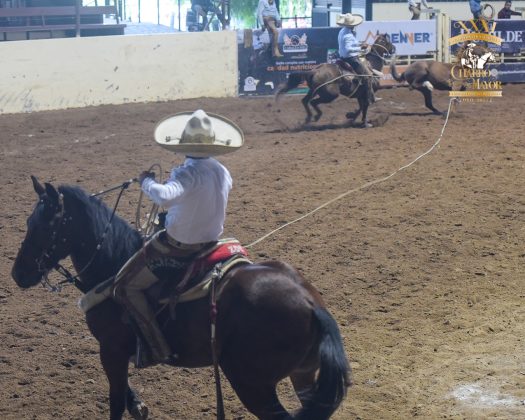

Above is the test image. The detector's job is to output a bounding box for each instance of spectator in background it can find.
[257,0,283,57]
[469,0,482,19]
[498,1,522,18]
[408,0,431,20]
[191,0,227,30]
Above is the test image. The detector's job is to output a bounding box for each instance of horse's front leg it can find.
[127,383,149,419]
[100,344,133,420]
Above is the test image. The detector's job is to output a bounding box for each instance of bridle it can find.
[38,179,135,292]
[366,38,395,64]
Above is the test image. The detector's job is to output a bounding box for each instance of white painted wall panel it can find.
[0,31,237,114]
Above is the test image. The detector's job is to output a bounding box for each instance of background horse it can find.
[390,57,456,115]
[389,42,494,114]
[11,176,350,420]
[276,33,395,127]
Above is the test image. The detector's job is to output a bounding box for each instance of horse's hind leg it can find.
[358,94,372,128]
[309,97,324,122]
[419,87,442,115]
[301,92,314,123]
[310,92,339,122]
[290,366,317,408]
[222,359,292,419]
[231,382,292,419]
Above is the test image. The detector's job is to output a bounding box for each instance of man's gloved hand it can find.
[138,171,155,185]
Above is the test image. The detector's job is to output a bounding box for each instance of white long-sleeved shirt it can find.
[141,157,232,244]
[257,0,280,27]
[338,27,361,58]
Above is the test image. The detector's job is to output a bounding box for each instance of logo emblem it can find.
[449,19,502,101]
[282,33,308,54]
[243,76,258,92]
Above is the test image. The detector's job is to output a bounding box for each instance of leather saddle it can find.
[150,239,251,311]
[336,58,356,73]
[78,239,251,314]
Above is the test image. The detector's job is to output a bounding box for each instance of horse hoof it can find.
[362,122,373,128]
[346,112,356,119]
[313,115,321,122]
[130,402,149,420]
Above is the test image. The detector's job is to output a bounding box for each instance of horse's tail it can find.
[295,306,351,420]
[275,72,310,101]
[390,56,405,82]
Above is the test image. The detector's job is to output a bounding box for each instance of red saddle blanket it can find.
[189,240,249,279]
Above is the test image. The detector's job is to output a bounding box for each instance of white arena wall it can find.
[373,1,525,21]
[0,31,238,115]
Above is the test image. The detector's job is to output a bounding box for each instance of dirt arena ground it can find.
[0,84,524,420]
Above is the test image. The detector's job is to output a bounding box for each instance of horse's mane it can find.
[57,185,143,280]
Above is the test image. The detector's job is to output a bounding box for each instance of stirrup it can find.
[135,337,155,369]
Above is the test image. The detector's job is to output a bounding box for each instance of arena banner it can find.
[450,19,525,53]
[238,27,340,96]
[238,25,433,96]
[494,62,525,83]
[356,20,437,56]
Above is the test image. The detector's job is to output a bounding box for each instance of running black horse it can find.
[11,176,350,420]
[276,33,395,127]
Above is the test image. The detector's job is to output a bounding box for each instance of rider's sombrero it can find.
[154,109,244,157]
[336,13,364,27]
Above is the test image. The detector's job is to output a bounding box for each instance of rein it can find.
[366,42,392,65]
[40,179,136,292]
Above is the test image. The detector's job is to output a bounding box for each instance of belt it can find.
[166,234,216,251]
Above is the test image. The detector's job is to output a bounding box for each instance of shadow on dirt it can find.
[270,113,390,133]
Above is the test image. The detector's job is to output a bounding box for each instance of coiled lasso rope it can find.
[244,98,457,249]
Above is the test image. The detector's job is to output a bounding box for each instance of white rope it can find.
[245,98,456,249]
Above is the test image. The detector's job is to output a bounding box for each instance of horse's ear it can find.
[31,175,45,196]
[44,182,59,205]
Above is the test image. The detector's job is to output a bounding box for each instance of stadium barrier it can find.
[0,31,237,114]
[0,16,524,114]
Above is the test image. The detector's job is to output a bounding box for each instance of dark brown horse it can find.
[276,33,395,127]
[11,176,350,420]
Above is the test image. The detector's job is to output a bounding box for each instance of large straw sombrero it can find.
[336,13,364,27]
[154,109,244,157]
